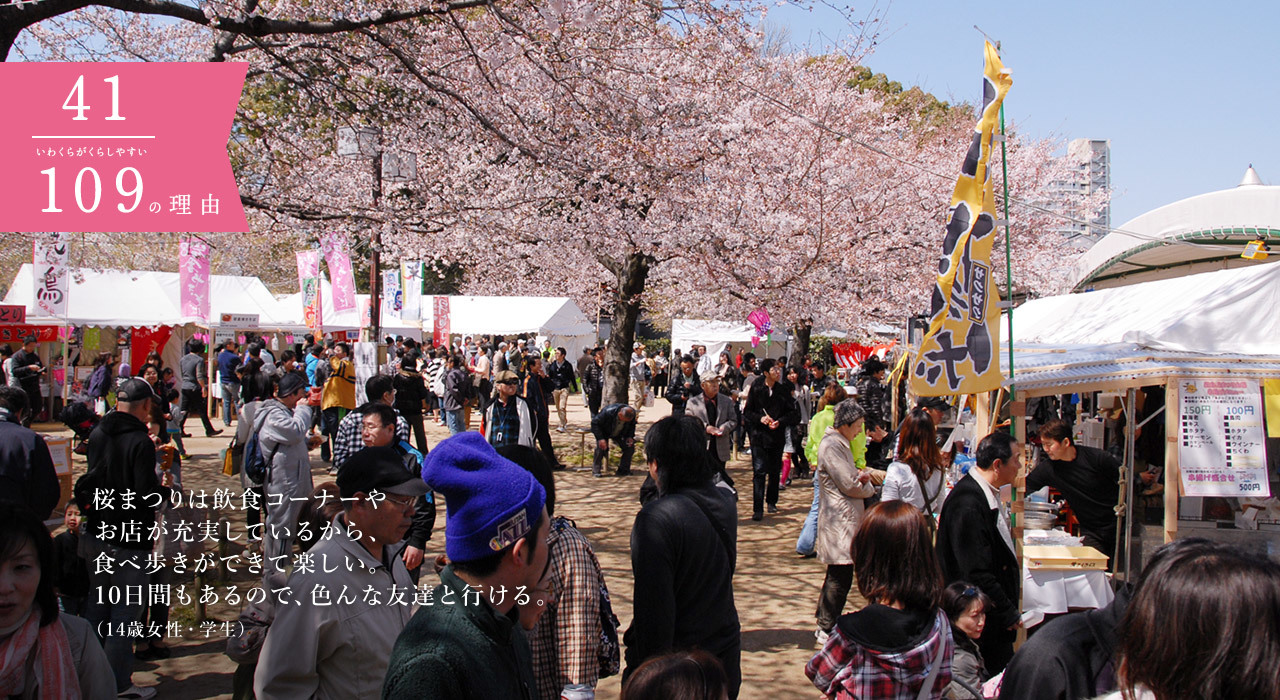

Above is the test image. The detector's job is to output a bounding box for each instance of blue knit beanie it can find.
[421,432,547,563]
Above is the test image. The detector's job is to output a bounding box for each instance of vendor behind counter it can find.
[1027,418,1121,563]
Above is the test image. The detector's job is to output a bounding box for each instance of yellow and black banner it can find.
[911,41,1012,396]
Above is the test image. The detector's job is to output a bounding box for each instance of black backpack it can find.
[244,410,279,485]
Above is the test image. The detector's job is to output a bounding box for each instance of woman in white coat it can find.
[882,407,948,527]
[813,399,877,639]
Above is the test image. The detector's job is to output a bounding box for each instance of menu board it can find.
[1179,378,1270,497]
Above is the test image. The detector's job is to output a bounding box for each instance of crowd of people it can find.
[0,334,1278,700]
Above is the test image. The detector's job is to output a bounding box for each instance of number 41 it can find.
[63,75,125,121]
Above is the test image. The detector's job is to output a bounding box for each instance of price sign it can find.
[1179,378,1270,497]
[0,63,248,233]
[219,313,260,327]
[0,305,26,325]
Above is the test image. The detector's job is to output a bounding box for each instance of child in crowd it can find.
[166,388,188,458]
[942,582,989,699]
[52,503,91,616]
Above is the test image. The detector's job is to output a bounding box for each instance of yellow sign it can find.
[1265,378,1280,438]
[911,41,1012,396]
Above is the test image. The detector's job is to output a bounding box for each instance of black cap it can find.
[276,372,307,398]
[916,395,952,411]
[337,446,430,498]
[116,378,161,403]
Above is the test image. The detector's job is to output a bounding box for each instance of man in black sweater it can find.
[1027,418,1121,564]
[936,430,1023,676]
[9,336,44,426]
[742,358,799,521]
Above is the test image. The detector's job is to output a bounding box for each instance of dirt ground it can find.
[43,397,830,699]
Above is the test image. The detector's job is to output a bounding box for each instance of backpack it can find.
[244,409,279,486]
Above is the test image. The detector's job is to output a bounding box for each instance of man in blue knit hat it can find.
[384,431,549,699]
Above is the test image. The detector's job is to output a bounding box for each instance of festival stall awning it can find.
[420,295,595,356]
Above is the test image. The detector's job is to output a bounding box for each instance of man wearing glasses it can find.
[255,446,429,699]
[484,370,536,449]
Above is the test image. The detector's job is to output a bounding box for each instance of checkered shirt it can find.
[530,517,605,700]
[805,608,953,700]
[333,407,410,469]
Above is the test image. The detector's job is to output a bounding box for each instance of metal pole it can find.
[1121,387,1138,581]
[999,103,1015,436]
[369,152,382,343]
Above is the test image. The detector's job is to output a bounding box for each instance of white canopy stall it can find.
[419,296,596,358]
[671,319,773,361]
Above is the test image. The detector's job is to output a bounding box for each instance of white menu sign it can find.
[1178,378,1269,497]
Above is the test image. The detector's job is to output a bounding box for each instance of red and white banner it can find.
[131,326,173,372]
[321,233,357,313]
[297,250,322,332]
[832,340,898,369]
[32,233,69,318]
[179,236,211,321]
[0,326,59,343]
[432,296,450,348]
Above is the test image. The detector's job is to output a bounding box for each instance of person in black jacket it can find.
[75,378,172,696]
[359,404,435,581]
[591,403,637,477]
[546,347,577,433]
[624,415,741,699]
[521,355,561,469]
[52,503,91,616]
[935,430,1022,677]
[393,357,429,454]
[665,355,700,417]
[742,358,799,521]
[10,336,45,426]
[0,386,59,520]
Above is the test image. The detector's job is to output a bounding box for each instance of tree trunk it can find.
[788,318,813,368]
[602,251,652,406]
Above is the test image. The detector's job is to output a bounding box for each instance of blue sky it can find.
[769,1,1280,225]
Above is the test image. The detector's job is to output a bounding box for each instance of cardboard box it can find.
[42,436,74,514]
[1023,545,1109,571]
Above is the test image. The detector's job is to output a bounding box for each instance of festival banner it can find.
[179,236,211,322]
[130,326,173,372]
[322,233,357,313]
[32,233,70,318]
[0,326,60,343]
[381,269,403,321]
[432,296,450,348]
[400,260,424,322]
[296,250,322,332]
[910,41,1012,396]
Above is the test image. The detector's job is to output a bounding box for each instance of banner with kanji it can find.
[401,261,423,322]
[911,41,1011,396]
[32,233,69,318]
[381,269,403,321]
[432,296,450,348]
[322,233,357,313]
[296,250,322,332]
[131,326,173,372]
[179,236,211,322]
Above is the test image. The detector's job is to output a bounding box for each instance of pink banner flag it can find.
[321,233,357,313]
[0,63,248,233]
[432,296,450,348]
[296,250,322,332]
[179,236,211,321]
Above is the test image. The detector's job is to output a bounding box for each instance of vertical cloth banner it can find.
[381,269,403,322]
[32,233,70,318]
[130,326,173,373]
[322,233,357,313]
[400,261,423,322]
[432,296,450,348]
[179,237,211,322]
[296,250,323,332]
[911,41,1012,396]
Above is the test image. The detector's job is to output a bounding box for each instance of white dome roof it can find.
[1072,167,1280,290]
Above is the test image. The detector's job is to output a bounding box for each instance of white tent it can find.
[3,264,294,330]
[1011,261,1280,356]
[420,296,595,358]
[274,279,422,339]
[671,319,784,361]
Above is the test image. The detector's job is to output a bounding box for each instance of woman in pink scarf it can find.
[0,503,114,699]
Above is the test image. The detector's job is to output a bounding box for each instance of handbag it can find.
[307,386,322,407]
[221,433,243,477]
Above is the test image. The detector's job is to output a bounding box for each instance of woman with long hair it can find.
[806,500,953,699]
[1103,542,1280,700]
[882,408,947,526]
[0,503,114,698]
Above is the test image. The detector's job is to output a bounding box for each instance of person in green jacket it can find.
[384,432,549,700]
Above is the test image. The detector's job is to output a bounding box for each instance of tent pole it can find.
[1163,380,1180,544]
[999,103,1016,436]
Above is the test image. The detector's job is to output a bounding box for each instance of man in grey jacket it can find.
[254,372,323,579]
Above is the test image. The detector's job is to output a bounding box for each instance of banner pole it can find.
[999,103,1016,432]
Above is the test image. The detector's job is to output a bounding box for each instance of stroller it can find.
[60,401,100,455]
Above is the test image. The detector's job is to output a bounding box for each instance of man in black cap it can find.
[76,377,172,700]
[9,335,44,426]
[255,371,324,573]
[255,446,426,699]
[916,395,951,427]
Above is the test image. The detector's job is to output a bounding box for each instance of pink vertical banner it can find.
[296,250,322,332]
[360,297,372,328]
[32,232,70,318]
[432,296,450,348]
[321,233,357,313]
[179,236,211,321]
